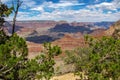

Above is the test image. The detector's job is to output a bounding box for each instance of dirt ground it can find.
[51,73,80,80]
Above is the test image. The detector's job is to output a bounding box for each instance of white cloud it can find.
[48,2,78,8]
[31,6,44,12]
[1,0,37,9]
[18,12,30,16]
[1,0,9,3]
[113,0,120,8]
[30,1,85,12]
[21,0,36,9]
[95,0,99,2]
[87,0,120,11]
[60,0,78,3]
[6,0,120,22]
[12,9,120,22]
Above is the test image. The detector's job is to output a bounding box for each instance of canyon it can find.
[4,20,114,58]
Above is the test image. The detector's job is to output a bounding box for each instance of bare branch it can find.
[12,0,22,34]
[0,65,8,72]
[12,0,15,12]
[2,67,13,74]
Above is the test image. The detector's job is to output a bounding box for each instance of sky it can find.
[1,0,120,22]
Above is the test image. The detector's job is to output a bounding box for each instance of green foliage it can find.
[0,3,13,17]
[87,37,120,80]
[64,47,91,80]
[65,36,120,80]
[0,2,13,27]
[112,29,120,39]
[0,1,62,80]
[0,33,28,79]
[64,50,78,64]
[8,34,28,57]
[0,29,9,44]
[36,43,62,80]
[0,33,61,80]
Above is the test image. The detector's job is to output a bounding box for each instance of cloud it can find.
[30,1,85,12]
[12,9,120,22]
[60,0,78,3]
[89,2,116,10]
[5,0,120,22]
[95,0,99,3]
[20,0,36,9]
[1,0,9,3]
[31,6,44,12]
[1,0,37,9]
[48,2,79,8]
[87,0,120,11]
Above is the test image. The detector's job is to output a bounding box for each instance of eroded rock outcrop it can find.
[105,20,120,38]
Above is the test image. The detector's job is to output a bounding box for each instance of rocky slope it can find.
[52,32,86,50]
[90,28,106,38]
[105,20,120,38]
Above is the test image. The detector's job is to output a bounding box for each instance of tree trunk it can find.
[12,10,17,35]
[12,0,22,35]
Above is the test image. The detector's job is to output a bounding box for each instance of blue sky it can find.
[1,0,120,22]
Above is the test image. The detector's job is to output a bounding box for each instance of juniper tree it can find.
[0,1,62,80]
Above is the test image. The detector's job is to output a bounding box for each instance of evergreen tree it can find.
[0,1,13,28]
[87,37,120,80]
[0,1,62,80]
[0,34,61,80]
[65,36,120,80]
